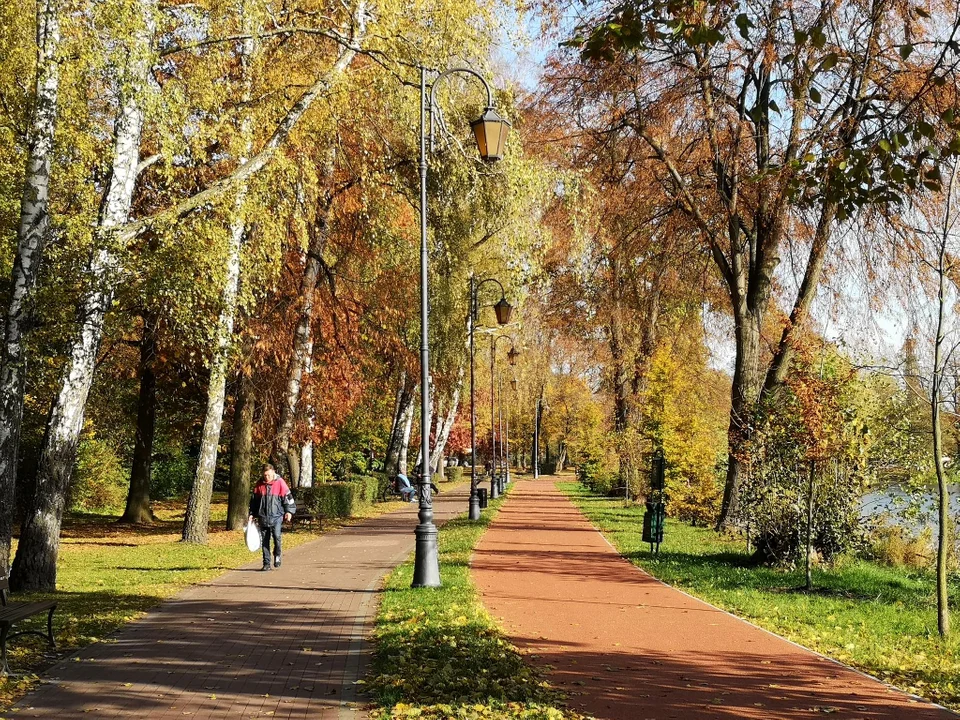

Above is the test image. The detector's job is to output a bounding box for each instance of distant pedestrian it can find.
[249,463,296,571]
[394,473,416,502]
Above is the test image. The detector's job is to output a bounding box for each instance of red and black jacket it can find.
[249,478,296,523]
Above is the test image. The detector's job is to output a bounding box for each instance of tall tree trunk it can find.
[0,0,62,576]
[413,377,434,475]
[717,308,763,532]
[431,368,463,475]
[273,156,335,475]
[182,213,246,544]
[931,162,957,638]
[385,374,414,476]
[226,368,254,530]
[398,402,414,476]
[119,312,158,524]
[285,448,301,488]
[11,1,153,591]
[182,8,257,543]
[299,440,313,487]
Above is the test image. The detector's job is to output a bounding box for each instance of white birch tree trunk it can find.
[398,402,414,476]
[273,150,335,477]
[385,372,413,476]
[299,439,314,488]
[182,12,256,543]
[431,364,464,474]
[181,214,245,543]
[413,377,434,475]
[0,0,63,577]
[11,0,154,591]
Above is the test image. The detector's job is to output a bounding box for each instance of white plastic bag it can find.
[244,521,260,552]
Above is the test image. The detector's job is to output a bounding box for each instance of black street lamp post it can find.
[468,276,512,520]
[413,66,511,588]
[489,334,516,499]
[532,390,542,480]
[504,348,518,485]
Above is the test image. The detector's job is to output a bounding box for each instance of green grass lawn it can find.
[0,493,408,710]
[368,485,592,720]
[557,481,960,709]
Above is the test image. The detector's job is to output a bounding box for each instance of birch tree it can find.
[272,150,338,484]
[11,0,156,591]
[0,0,63,576]
[181,3,260,544]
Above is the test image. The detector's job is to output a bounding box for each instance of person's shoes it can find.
[274,556,281,568]
[261,564,271,571]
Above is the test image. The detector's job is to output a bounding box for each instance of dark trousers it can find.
[260,517,282,566]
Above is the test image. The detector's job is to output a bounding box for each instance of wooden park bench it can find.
[0,578,57,675]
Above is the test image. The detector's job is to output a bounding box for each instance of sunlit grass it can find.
[558,481,960,710]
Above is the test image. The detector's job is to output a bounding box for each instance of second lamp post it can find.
[468,276,512,520]
[489,334,517,500]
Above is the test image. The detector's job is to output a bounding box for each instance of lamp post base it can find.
[412,522,440,587]
[469,493,481,520]
[490,476,499,499]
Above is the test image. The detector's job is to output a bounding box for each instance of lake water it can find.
[861,484,960,534]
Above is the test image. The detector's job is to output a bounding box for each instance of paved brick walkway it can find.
[472,479,958,720]
[11,485,468,720]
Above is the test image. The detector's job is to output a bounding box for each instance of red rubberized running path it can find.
[472,479,957,720]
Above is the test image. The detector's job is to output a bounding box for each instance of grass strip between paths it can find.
[557,480,960,711]
[367,485,592,720]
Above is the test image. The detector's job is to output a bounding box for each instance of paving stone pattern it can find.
[11,486,468,720]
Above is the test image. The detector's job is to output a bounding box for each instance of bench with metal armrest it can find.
[0,578,56,675]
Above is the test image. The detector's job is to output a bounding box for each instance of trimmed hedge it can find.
[298,473,381,519]
[446,466,463,483]
[347,473,380,504]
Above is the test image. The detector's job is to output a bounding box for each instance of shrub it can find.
[347,474,380,504]
[446,466,463,483]
[152,448,196,499]
[867,524,934,569]
[71,436,128,512]
[298,474,384,519]
[370,471,392,499]
[576,457,617,495]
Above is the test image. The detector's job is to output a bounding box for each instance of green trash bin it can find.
[642,501,665,551]
[478,488,488,509]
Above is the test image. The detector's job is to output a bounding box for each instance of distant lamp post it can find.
[490,334,516,499]
[414,66,510,588]
[468,276,512,520]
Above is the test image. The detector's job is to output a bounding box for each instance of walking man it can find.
[249,463,296,571]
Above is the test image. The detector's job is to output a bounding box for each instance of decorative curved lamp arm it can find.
[429,67,494,152]
[426,66,510,161]
[472,276,510,323]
